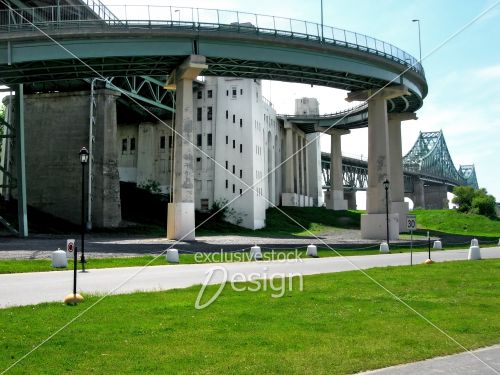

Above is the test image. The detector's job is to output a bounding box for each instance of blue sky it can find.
[102,0,500,200]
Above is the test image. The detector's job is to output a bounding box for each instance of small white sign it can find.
[406,215,417,231]
[66,239,75,256]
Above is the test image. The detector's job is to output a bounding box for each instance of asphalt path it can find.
[1,247,499,308]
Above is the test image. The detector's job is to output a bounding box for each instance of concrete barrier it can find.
[52,249,68,268]
[379,242,390,254]
[433,240,442,250]
[250,245,262,260]
[306,245,318,257]
[166,249,180,263]
[468,245,481,260]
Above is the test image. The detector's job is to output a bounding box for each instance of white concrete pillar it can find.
[346,85,409,240]
[328,130,348,210]
[300,136,306,206]
[167,55,207,240]
[137,122,155,186]
[295,133,300,196]
[282,123,298,206]
[303,137,310,205]
[306,133,323,207]
[388,113,416,232]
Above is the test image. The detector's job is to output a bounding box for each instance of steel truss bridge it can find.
[321,130,478,193]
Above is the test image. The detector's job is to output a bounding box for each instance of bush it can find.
[453,186,497,218]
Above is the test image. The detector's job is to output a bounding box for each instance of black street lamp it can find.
[79,147,89,272]
[412,19,422,64]
[383,179,390,246]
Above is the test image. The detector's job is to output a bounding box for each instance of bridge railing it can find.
[0,5,424,78]
[277,103,367,119]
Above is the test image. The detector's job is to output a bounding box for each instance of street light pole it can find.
[383,179,390,246]
[79,147,89,272]
[412,19,422,63]
[320,0,324,42]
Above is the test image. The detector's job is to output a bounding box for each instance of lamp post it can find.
[412,19,422,63]
[175,9,180,25]
[320,0,324,42]
[383,179,390,246]
[79,147,89,272]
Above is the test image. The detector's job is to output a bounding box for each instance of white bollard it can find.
[379,242,390,254]
[433,240,442,250]
[468,245,481,260]
[166,249,179,263]
[471,238,479,247]
[52,249,68,268]
[250,245,262,260]
[306,245,318,257]
[498,238,500,246]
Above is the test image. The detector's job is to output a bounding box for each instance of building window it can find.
[232,87,237,98]
[197,134,202,147]
[232,184,235,193]
[232,165,235,174]
[225,160,228,169]
[122,138,128,153]
[197,107,202,121]
[160,136,165,150]
[207,106,212,121]
[232,114,235,124]
[225,136,228,145]
[240,89,243,95]
[225,179,228,189]
[240,144,243,153]
[239,169,243,178]
[240,118,243,127]
[197,91,202,99]
[239,189,242,195]
[207,90,213,99]
[233,140,235,149]
[207,133,212,146]
[201,198,209,211]
[225,110,228,119]
[130,137,136,152]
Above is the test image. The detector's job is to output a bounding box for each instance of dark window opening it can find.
[197,107,202,121]
[160,136,165,149]
[196,134,202,147]
[130,137,136,151]
[122,138,128,152]
[207,133,212,146]
[207,106,213,121]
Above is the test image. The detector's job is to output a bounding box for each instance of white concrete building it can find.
[116,78,323,230]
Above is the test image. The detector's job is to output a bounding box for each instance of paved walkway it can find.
[359,344,500,374]
[1,247,499,308]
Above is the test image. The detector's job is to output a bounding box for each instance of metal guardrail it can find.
[277,103,367,119]
[0,5,425,78]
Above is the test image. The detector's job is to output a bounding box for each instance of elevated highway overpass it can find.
[0,1,429,240]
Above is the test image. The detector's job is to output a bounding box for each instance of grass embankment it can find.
[413,209,500,238]
[1,260,499,374]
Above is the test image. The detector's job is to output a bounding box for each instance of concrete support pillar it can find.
[299,135,306,206]
[388,113,416,232]
[344,190,357,210]
[424,184,448,209]
[15,84,28,237]
[137,122,155,187]
[294,134,300,195]
[284,125,294,193]
[167,55,207,240]
[413,178,425,208]
[328,130,348,210]
[306,133,323,207]
[347,85,409,240]
[303,137,310,206]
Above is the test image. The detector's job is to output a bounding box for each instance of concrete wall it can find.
[423,184,448,209]
[18,89,121,227]
[295,97,319,115]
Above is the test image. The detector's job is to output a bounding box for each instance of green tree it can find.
[452,186,497,218]
[452,186,475,213]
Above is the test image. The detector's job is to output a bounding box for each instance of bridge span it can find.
[0,1,431,241]
[319,129,478,210]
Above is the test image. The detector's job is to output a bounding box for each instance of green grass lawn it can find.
[1,260,499,374]
[413,209,500,237]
